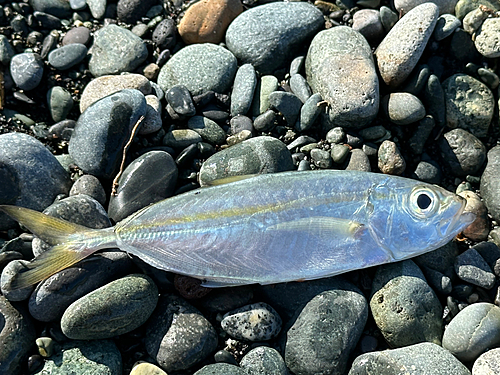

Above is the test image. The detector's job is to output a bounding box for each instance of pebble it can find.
[442,303,500,362]
[1,260,34,301]
[108,151,178,222]
[454,248,496,289]
[152,19,177,50]
[86,0,107,19]
[438,128,486,177]
[370,260,443,347]
[70,174,107,205]
[473,348,500,374]
[230,64,257,117]
[157,43,237,96]
[326,127,345,144]
[0,133,71,230]
[68,89,147,179]
[0,35,15,65]
[306,26,379,130]
[378,140,406,175]
[481,146,500,222]
[88,24,148,77]
[474,17,500,58]
[268,91,302,126]
[163,129,202,150]
[140,95,163,135]
[473,241,500,277]
[10,52,44,90]
[478,67,499,89]
[221,302,282,341]
[295,93,323,132]
[285,287,368,375]
[230,115,253,134]
[289,74,312,103]
[345,149,372,171]
[463,6,490,34]
[30,0,72,18]
[381,92,426,125]
[0,295,36,375]
[252,110,275,132]
[455,0,499,20]
[442,73,494,138]
[61,274,158,340]
[198,136,294,186]
[48,43,87,70]
[359,125,386,140]
[394,0,457,14]
[47,86,73,122]
[62,26,91,45]
[349,342,471,374]
[49,118,76,140]
[408,115,435,155]
[166,85,197,117]
[145,295,218,372]
[412,157,442,184]
[226,1,323,74]
[433,14,461,41]
[194,363,245,375]
[35,339,122,374]
[240,346,288,375]
[130,362,168,375]
[311,148,333,169]
[380,5,399,31]
[187,116,227,145]
[36,337,54,357]
[459,191,489,241]
[117,0,156,23]
[351,9,384,44]
[251,75,279,116]
[375,3,439,87]
[178,0,243,44]
[423,74,446,128]
[331,144,350,164]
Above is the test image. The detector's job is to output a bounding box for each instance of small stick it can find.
[111,115,145,196]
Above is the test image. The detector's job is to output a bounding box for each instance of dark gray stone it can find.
[423,74,446,128]
[30,0,72,18]
[345,149,371,171]
[408,115,435,155]
[0,35,14,65]
[268,91,302,126]
[454,248,496,289]
[10,53,44,90]
[481,146,500,222]
[352,9,384,44]
[381,92,426,125]
[163,129,202,150]
[411,157,442,184]
[33,11,61,29]
[187,116,227,145]
[253,110,276,132]
[230,115,253,134]
[295,93,322,132]
[434,14,461,40]
[62,27,91,45]
[152,18,176,50]
[473,241,500,277]
[117,0,156,23]
[166,85,196,116]
[48,43,87,70]
[310,148,333,169]
[69,175,106,206]
[402,65,430,95]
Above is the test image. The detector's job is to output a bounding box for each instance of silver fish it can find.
[0,170,475,289]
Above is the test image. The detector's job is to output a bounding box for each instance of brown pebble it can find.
[178,0,243,44]
[459,190,489,241]
[174,274,212,299]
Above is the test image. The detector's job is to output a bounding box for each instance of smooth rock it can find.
[0,35,15,65]
[454,248,496,289]
[70,175,107,206]
[199,136,293,186]
[10,53,44,90]
[306,26,379,130]
[251,75,279,116]
[48,43,87,70]
[152,19,176,50]
[166,85,196,116]
[230,115,253,134]
[289,74,312,103]
[345,148,372,171]
[423,74,446,128]
[1,259,34,301]
[130,362,168,375]
[68,89,147,179]
[434,14,461,40]
[352,9,385,44]
[473,348,500,374]
[394,0,457,14]
[240,347,288,375]
[442,73,494,137]
[375,3,439,87]
[295,93,323,132]
[158,43,237,96]
[61,274,158,340]
[380,5,399,31]
[230,64,257,117]
[411,157,442,184]
[463,6,491,34]
[473,241,500,277]
[193,363,245,375]
[370,260,442,347]
[408,116,435,155]
[381,92,426,125]
[89,24,148,77]
[187,116,227,145]
[140,94,163,135]
[442,302,500,362]
[475,18,500,58]
[455,0,500,20]
[311,148,333,169]
[117,0,156,23]
[62,26,91,46]
[481,146,500,223]
[269,91,302,126]
[179,0,243,44]
[253,110,276,132]
[30,0,72,18]
[86,0,107,19]
[163,129,202,149]
[226,1,324,74]
[47,86,73,122]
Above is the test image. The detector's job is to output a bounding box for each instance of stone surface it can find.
[394,0,458,14]
[187,116,227,145]
[434,14,461,40]
[473,348,500,374]
[10,53,44,90]
[117,0,156,23]
[240,347,288,375]
[378,140,406,175]
[454,248,495,289]
[47,43,87,70]
[47,86,73,122]
[381,92,426,125]
[475,18,500,58]
[152,19,176,50]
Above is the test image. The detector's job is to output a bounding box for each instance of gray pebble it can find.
[140,95,163,135]
[478,67,499,89]
[455,0,499,20]
[455,248,495,289]
[108,151,178,222]
[473,242,500,277]
[62,26,91,46]
[290,55,305,76]
[230,115,253,134]
[287,135,317,152]
[10,53,44,90]
[47,86,73,122]
[463,6,490,34]
[420,265,452,294]
[289,74,312,103]
[199,136,293,186]
[187,116,227,145]
[378,140,406,175]
[415,241,459,280]
[351,9,384,44]
[231,64,257,117]
[310,148,333,169]
[0,35,15,65]
[408,115,435,155]
[163,129,202,150]
[226,1,323,74]
[473,348,500,374]
[70,174,106,206]
[433,14,461,40]
[380,5,398,32]
[411,157,442,184]
[481,146,500,223]
[306,26,379,130]
[30,0,72,18]
[331,144,350,164]
[442,73,494,137]
[193,363,245,375]
[251,75,279,117]
[1,260,34,301]
[375,3,439,87]
[158,44,237,96]
[370,260,443,347]
[295,93,322,132]
[240,346,288,375]
[86,0,107,19]
[253,110,276,132]
[423,74,446,128]
[345,149,371,171]
[166,85,196,117]
[382,92,426,125]
[394,0,457,14]
[402,65,430,95]
[48,43,87,70]
[89,24,148,77]
[438,128,486,177]
[359,125,387,140]
[70,0,88,11]
[145,295,218,372]
[117,0,156,23]
[152,18,176,50]
[268,91,302,126]
[326,127,345,144]
[442,302,500,362]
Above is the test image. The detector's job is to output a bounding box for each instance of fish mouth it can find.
[439,195,476,238]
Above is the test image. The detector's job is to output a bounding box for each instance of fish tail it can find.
[0,205,117,289]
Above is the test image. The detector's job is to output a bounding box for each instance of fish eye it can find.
[416,193,432,210]
[409,186,439,219]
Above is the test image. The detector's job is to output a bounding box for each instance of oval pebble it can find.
[251,75,279,117]
[269,91,302,126]
[30,0,72,19]
[61,274,158,340]
[48,43,87,70]
[193,363,245,375]
[295,93,322,132]
[221,302,282,341]
[163,129,202,149]
[130,362,168,375]
[394,0,457,14]
[47,86,73,122]
[442,302,500,362]
[378,140,406,175]
[240,347,287,375]
[230,63,257,117]
[140,95,163,135]
[381,92,426,125]
[472,348,500,374]
[454,248,495,289]
[481,145,500,223]
[345,149,371,171]
[62,26,91,46]
[70,174,107,206]
[289,73,312,103]
[187,116,227,145]
[351,9,384,44]
[152,19,177,50]
[10,53,44,90]
[433,14,461,41]
[166,85,196,116]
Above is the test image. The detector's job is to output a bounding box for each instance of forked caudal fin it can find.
[0,205,117,289]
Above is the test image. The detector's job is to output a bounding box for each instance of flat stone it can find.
[269,91,302,126]
[30,0,72,18]
[454,248,496,289]
[289,74,312,103]
[48,43,87,70]
[240,347,288,375]
[10,53,44,91]
[306,26,379,130]
[47,86,73,122]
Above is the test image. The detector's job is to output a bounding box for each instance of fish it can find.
[0,170,475,290]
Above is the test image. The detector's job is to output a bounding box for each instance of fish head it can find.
[368,179,475,261]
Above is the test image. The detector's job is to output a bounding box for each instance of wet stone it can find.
[166,85,196,117]
[10,53,44,90]
[454,248,495,289]
[230,63,257,117]
[187,116,227,145]
[47,43,87,70]
[163,129,203,150]
[295,93,322,132]
[253,109,276,132]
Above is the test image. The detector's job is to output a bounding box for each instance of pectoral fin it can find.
[266,217,365,239]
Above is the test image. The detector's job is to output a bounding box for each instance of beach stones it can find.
[306,26,379,130]
[375,3,439,87]
[226,1,323,74]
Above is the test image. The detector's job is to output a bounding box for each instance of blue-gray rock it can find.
[454,248,495,289]
[166,85,196,116]
[140,95,163,135]
[438,128,486,176]
[478,67,500,89]
[434,14,461,40]
[226,2,323,74]
[163,129,202,150]
[86,0,107,19]
[30,0,72,18]
[345,149,371,171]
[70,175,107,206]
[158,44,237,96]
[473,348,500,374]
[408,115,435,155]
[411,157,442,184]
[0,133,71,230]
[47,86,73,122]
[33,11,61,30]
[1,260,34,301]
[306,26,379,130]
[89,25,148,77]
[473,241,500,277]
[48,43,87,70]
[145,295,218,372]
[199,136,293,186]
[285,286,368,375]
[370,260,443,347]
[193,363,245,375]
[0,35,15,65]
[289,74,312,103]
[29,251,134,322]
[348,342,471,375]
[311,148,333,169]
[62,27,91,46]
[240,347,288,375]
[0,295,36,375]
[481,146,500,223]
[295,93,323,132]
[253,110,276,132]
[61,274,158,340]
[442,74,494,137]
[443,302,500,362]
[152,18,177,50]
[290,55,305,76]
[230,115,253,134]
[187,116,227,145]
[382,92,426,125]
[375,3,439,87]
[221,302,282,341]
[35,340,122,375]
[380,5,399,31]
[352,9,385,44]
[268,91,302,126]
[230,64,257,117]
[68,89,147,179]
[378,140,406,175]
[49,119,76,141]
[422,75,446,129]
[117,0,156,23]
[10,53,44,90]
[359,125,387,140]
[108,151,178,222]
[70,0,87,11]
[475,18,500,58]
[415,241,459,280]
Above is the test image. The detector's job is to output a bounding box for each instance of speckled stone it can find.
[454,248,495,289]
[10,53,44,90]
[475,18,500,58]
[0,35,15,65]
[157,44,237,96]
[69,174,107,206]
[345,149,371,171]
[230,63,257,117]
[117,0,156,23]
[473,348,500,374]
[62,26,91,45]
[375,3,439,87]
[47,43,88,70]
[269,91,303,126]
[434,14,461,40]
[187,116,227,145]
[240,347,288,375]
[130,362,168,375]
[394,0,457,14]
[193,363,245,375]
[306,26,379,130]
[378,140,406,175]
[381,92,426,125]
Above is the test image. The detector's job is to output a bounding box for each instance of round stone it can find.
[381,92,426,125]
[47,86,73,122]
[187,116,227,145]
[152,19,176,50]
[10,53,44,90]
[475,17,500,58]
[240,347,288,375]
[62,26,91,45]
[48,43,87,70]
